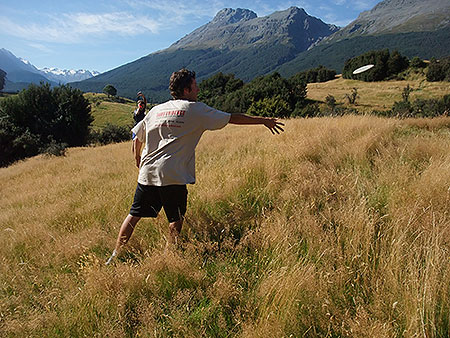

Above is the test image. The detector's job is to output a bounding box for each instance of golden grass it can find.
[90,101,136,129]
[307,76,450,111]
[1,116,450,336]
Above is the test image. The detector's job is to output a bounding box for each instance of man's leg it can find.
[106,214,141,264]
[115,214,141,251]
[168,219,183,246]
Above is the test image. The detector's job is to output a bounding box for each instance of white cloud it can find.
[125,0,224,21]
[351,0,376,11]
[0,12,161,43]
[28,43,54,53]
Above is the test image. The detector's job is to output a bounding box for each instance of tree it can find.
[0,69,6,91]
[0,83,93,166]
[426,57,450,82]
[342,49,408,81]
[103,84,117,97]
[410,56,426,68]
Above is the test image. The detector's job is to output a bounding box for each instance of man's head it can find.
[137,100,145,111]
[169,68,199,101]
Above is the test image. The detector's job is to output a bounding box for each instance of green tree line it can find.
[0,83,93,166]
[198,66,336,118]
[342,49,409,81]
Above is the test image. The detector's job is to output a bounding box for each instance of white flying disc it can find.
[353,64,375,75]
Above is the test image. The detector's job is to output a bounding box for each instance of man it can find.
[106,68,284,264]
[133,91,147,125]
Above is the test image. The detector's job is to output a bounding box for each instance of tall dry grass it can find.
[1,115,449,337]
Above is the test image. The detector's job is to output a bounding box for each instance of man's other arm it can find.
[132,138,143,168]
[229,114,284,134]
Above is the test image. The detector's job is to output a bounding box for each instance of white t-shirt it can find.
[131,100,231,186]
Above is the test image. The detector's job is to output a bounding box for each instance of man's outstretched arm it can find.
[229,114,285,134]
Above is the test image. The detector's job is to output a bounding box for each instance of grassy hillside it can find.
[306,75,450,111]
[1,116,449,336]
[84,93,136,129]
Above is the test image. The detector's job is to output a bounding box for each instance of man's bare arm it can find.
[229,114,285,134]
[132,138,143,168]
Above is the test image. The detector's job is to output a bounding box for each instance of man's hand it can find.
[263,118,285,135]
[229,114,285,134]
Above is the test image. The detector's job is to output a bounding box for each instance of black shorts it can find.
[129,183,188,222]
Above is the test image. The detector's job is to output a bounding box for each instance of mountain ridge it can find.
[0,48,100,91]
[72,6,339,100]
[322,0,450,43]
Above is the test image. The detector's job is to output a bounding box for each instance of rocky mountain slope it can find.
[323,0,450,43]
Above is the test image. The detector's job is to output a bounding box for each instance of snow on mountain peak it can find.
[39,67,100,83]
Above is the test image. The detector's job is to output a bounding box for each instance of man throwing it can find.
[106,68,284,264]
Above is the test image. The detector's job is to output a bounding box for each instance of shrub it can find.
[342,49,409,81]
[345,88,359,105]
[291,102,321,118]
[410,56,426,69]
[0,68,6,91]
[426,57,450,82]
[392,94,450,118]
[41,138,68,157]
[0,83,92,166]
[246,96,291,118]
[199,71,309,118]
[289,65,336,85]
[90,123,131,145]
[103,84,117,97]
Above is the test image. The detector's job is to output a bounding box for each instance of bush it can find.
[246,96,291,118]
[342,49,409,81]
[41,138,68,157]
[392,94,450,118]
[103,84,117,97]
[0,83,92,166]
[90,123,131,145]
[410,56,426,68]
[289,65,336,84]
[426,57,450,82]
[291,102,320,118]
[0,68,6,91]
[199,72,307,118]
[345,88,359,105]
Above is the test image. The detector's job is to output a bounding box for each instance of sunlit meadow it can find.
[1,115,449,337]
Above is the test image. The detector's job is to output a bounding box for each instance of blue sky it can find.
[0,0,380,73]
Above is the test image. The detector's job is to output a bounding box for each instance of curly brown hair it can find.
[169,68,196,99]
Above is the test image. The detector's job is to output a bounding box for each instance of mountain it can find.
[39,68,100,84]
[0,48,51,85]
[71,7,339,100]
[323,0,450,43]
[73,1,450,100]
[276,0,450,76]
[169,7,338,51]
[0,48,100,91]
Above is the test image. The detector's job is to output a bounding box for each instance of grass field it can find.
[84,74,450,130]
[84,93,136,129]
[307,74,450,111]
[1,115,449,336]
